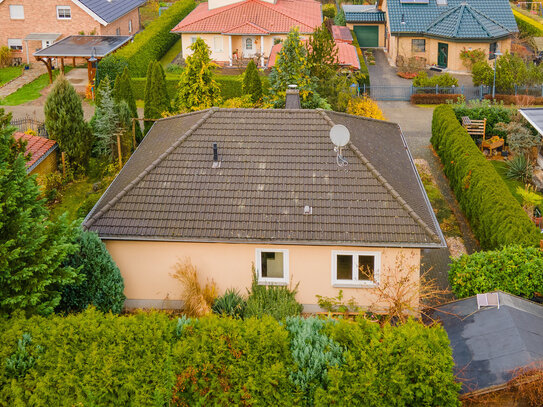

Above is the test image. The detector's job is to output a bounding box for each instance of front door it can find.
[438,43,448,68]
[242,36,256,58]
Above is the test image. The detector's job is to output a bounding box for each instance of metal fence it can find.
[357,84,501,101]
[10,117,49,138]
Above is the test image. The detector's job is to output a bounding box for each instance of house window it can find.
[191,36,198,44]
[129,20,133,33]
[256,249,289,285]
[245,38,253,50]
[332,251,380,287]
[489,42,497,60]
[9,5,24,20]
[8,39,23,51]
[116,28,121,35]
[214,36,223,52]
[57,6,71,19]
[412,39,426,52]
[273,37,282,45]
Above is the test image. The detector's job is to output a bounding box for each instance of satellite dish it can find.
[330,124,350,147]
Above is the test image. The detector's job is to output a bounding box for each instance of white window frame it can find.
[56,6,71,20]
[116,27,121,35]
[9,5,24,20]
[255,248,289,285]
[331,250,381,288]
[129,19,133,33]
[213,36,223,52]
[8,39,23,51]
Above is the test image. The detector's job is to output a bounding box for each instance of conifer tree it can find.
[143,61,155,134]
[269,28,329,109]
[307,23,338,80]
[242,60,263,103]
[144,61,170,134]
[176,38,222,112]
[44,74,93,169]
[114,67,143,142]
[0,109,79,316]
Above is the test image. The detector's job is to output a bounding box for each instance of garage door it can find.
[354,26,379,48]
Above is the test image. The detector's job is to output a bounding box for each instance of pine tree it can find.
[0,109,79,316]
[114,67,143,142]
[57,229,126,314]
[307,23,338,80]
[334,10,346,26]
[176,38,222,112]
[269,27,329,109]
[144,61,170,134]
[242,60,263,103]
[44,74,93,169]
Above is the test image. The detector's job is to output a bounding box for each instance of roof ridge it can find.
[318,110,441,244]
[320,109,400,127]
[452,4,465,37]
[84,108,217,229]
[255,0,315,31]
[425,4,462,32]
[173,0,251,31]
[466,4,511,34]
[223,21,270,34]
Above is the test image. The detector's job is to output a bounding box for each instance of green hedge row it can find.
[0,309,460,406]
[449,245,543,299]
[131,75,270,101]
[111,0,196,77]
[513,11,543,38]
[431,105,540,249]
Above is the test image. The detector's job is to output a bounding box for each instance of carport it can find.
[33,35,132,84]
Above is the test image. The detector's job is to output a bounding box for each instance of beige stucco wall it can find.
[388,36,512,72]
[346,23,386,48]
[105,240,421,311]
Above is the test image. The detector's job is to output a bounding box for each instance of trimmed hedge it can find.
[410,93,463,104]
[0,310,460,406]
[513,9,543,37]
[449,245,543,299]
[131,75,270,101]
[484,93,543,105]
[109,0,196,77]
[431,105,540,249]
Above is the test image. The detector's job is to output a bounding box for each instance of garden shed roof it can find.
[13,133,58,174]
[520,108,543,136]
[387,0,517,39]
[83,108,445,248]
[429,291,543,395]
[343,5,386,23]
[33,35,132,58]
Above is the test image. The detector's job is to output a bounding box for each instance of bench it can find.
[462,116,486,139]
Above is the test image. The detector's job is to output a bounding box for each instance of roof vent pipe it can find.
[212,142,221,168]
[285,84,301,109]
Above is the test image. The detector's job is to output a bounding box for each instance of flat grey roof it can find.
[33,35,132,58]
[520,108,543,136]
[24,33,61,42]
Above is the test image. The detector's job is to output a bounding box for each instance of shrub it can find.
[57,229,125,314]
[171,316,297,406]
[221,95,254,108]
[244,272,303,320]
[4,333,42,379]
[410,93,463,104]
[242,60,263,103]
[413,71,458,87]
[322,3,336,19]
[172,259,217,317]
[334,10,346,26]
[0,46,11,68]
[451,98,512,137]
[514,10,543,38]
[459,48,486,70]
[212,288,246,318]
[95,54,128,87]
[314,318,461,406]
[347,96,386,120]
[506,154,534,183]
[107,0,196,77]
[495,121,541,156]
[449,246,543,299]
[431,105,539,249]
[484,93,543,105]
[471,60,493,86]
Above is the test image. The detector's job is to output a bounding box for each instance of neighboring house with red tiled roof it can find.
[14,132,58,176]
[331,25,353,44]
[171,0,322,67]
[268,40,361,70]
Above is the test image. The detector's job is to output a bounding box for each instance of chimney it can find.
[285,85,301,109]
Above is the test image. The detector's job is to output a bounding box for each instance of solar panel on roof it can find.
[400,0,429,3]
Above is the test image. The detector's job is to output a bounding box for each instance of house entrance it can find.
[438,43,448,68]
[242,36,256,58]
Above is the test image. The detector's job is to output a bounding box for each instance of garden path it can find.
[0,65,47,98]
[378,101,480,292]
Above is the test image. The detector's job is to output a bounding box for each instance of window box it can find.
[331,251,380,287]
[57,6,71,19]
[256,249,289,285]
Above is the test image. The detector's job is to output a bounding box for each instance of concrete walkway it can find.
[0,65,47,98]
[378,101,480,291]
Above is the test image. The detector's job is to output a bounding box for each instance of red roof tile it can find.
[14,132,58,172]
[223,22,269,35]
[172,0,322,34]
[331,25,353,43]
[267,41,360,70]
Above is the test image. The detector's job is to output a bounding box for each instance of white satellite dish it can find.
[330,124,350,147]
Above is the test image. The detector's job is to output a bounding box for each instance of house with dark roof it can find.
[0,0,144,64]
[429,292,543,402]
[13,132,58,176]
[171,0,322,68]
[83,93,445,311]
[344,0,517,72]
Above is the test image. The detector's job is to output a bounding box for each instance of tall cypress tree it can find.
[44,74,93,169]
[176,38,221,112]
[114,67,143,143]
[0,109,79,316]
[242,60,262,103]
[143,61,155,135]
[144,61,170,134]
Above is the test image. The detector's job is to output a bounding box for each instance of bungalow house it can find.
[345,0,518,72]
[13,132,58,177]
[83,92,446,311]
[0,0,145,64]
[171,0,322,67]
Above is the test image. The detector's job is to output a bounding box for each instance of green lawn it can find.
[0,66,23,87]
[490,160,525,204]
[49,178,100,223]
[0,67,72,106]
[160,39,183,68]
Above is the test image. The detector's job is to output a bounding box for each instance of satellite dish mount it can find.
[329,124,350,167]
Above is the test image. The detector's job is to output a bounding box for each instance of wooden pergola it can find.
[33,35,132,84]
